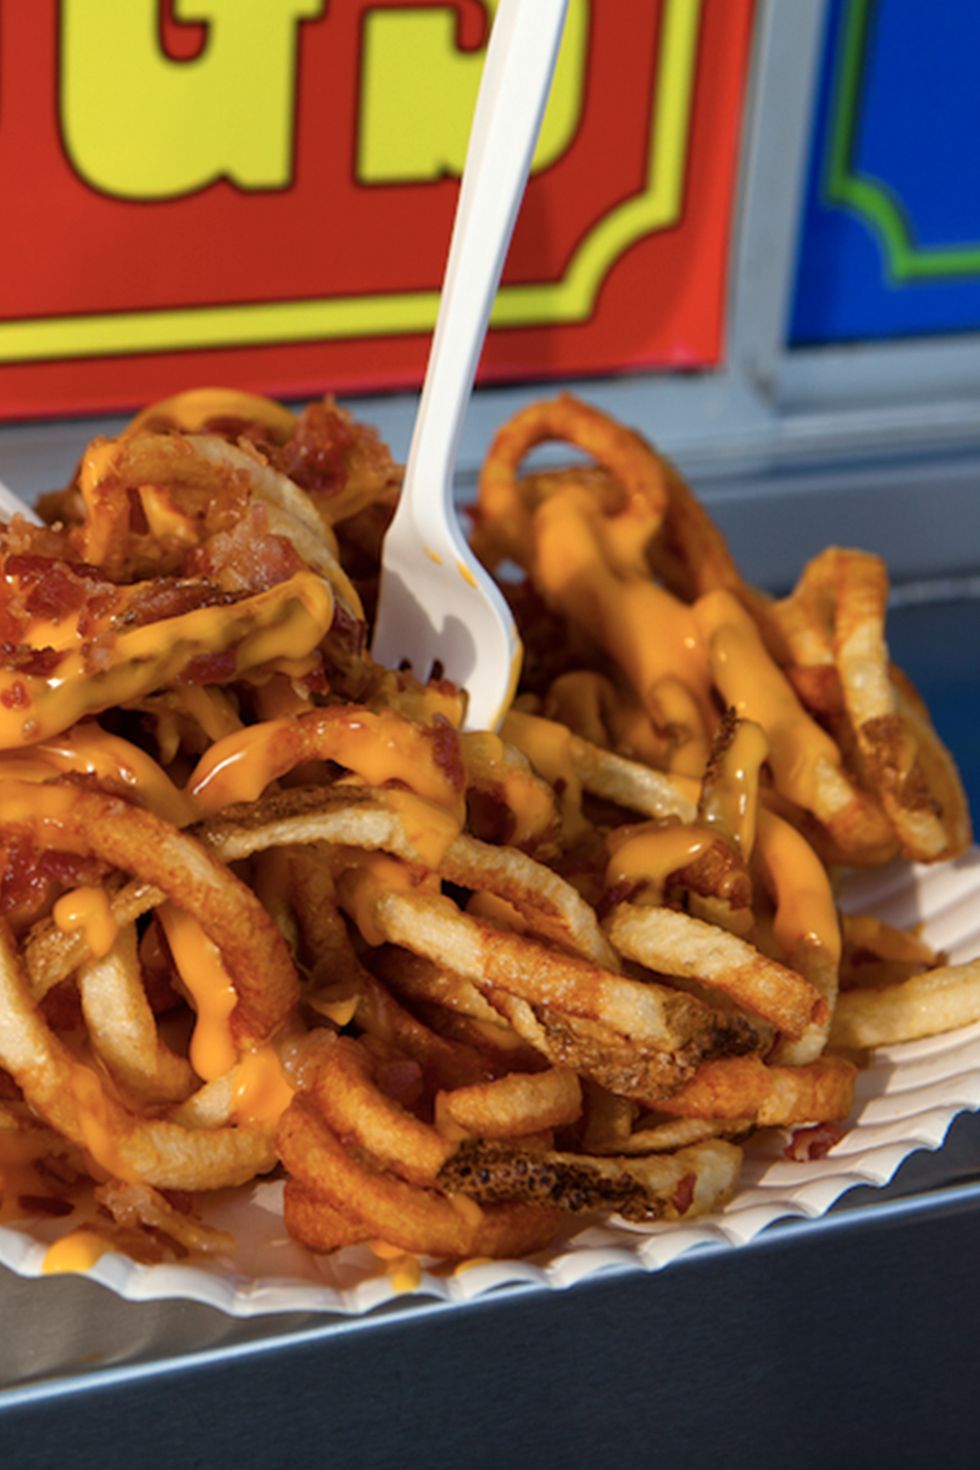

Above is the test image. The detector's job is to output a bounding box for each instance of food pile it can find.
[0,388,975,1272]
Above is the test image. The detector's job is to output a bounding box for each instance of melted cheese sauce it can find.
[755,808,841,962]
[500,710,584,834]
[42,1228,110,1275]
[157,905,238,1081]
[53,886,118,960]
[700,719,769,858]
[0,725,196,825]
[233,1046,294,1127]
[531,486,714,769]
[605,823,712,898]
[0,571,333,748]
[383,790,461,869]
[189,710,463,818]
[460,730,556,846]
[694,591,841,814]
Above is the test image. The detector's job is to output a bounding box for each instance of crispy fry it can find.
[830,961,980,1049]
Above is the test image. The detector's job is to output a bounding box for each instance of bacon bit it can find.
[784,1122,846,1162]
[187,507,305,594]
[275,402,354,497]
[179,650,238,686]
[428,714,466,792]
[0,841,102,923]
[0,606,26,644]
[302,658,331,696]
[672,1172,697,1216]
[0,679,28,709]
[121,578,240,628]
[3,645,66,678]
[18,1194,74,1218]
[4,552,57,584]
[24,566,87,621]
[77,589,122,639]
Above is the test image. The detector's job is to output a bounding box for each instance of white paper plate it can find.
[4,849,980,1318]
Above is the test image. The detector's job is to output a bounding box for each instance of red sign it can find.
[0,0,754,420]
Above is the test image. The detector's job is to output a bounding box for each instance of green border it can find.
[825,0,980,282]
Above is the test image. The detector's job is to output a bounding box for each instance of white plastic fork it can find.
[371,0,569,732]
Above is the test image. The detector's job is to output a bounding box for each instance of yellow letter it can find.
[61,0,323,200]
[357,0,588,184]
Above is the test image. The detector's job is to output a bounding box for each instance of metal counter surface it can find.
[1,594,978,1468]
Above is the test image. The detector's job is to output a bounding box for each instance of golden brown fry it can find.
[277,1096,560,1259]
[436,1068,582,1140]
[607,901,824,1040]
[830,960,980,1049]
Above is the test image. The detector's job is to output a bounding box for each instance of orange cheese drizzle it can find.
[531,486,713,774]
[52,886,118,960]
[499,709,584,835]
[189,711,463,819]
[694,590,842,815]
[460,729,557,847]
[0,725,195,825]
[0,571,333,748]
[754,808,841,963]
[700,719,769,858]
[42,1229,110,1275]
[605,823,712,899]
[157,905,238,1082]
[233,1046,294,1127]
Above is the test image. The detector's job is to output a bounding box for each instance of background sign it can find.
[792,0,980,344]
[0,0,754,420]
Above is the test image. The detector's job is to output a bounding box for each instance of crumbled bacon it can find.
[275,401,355,498]
[428,714,466,792]
[185,504,305,594]
[119,578,241,628]
[0,840,102,925]
[672,1172,696,1215]
[0,679,28,709]
[783,1122,846,1161]
[0,645,66,678]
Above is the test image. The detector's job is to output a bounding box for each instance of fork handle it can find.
[401,0,569,545]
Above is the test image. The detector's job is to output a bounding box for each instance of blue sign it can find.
[791,0,980,344]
